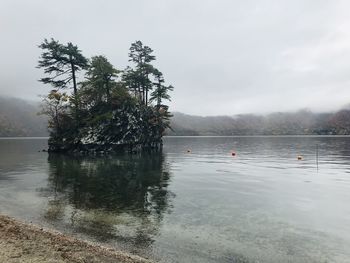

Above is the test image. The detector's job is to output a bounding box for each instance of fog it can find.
[1,0,350,115]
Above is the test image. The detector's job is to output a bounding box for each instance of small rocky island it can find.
[37,39,174,153]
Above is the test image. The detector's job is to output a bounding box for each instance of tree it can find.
[37,38,88,112]
[122,67,141,101]
[149,69,174,138]
[83,55,119,104]
[40,90,69,134]
[127,41,156,105]
[150,69,174,108]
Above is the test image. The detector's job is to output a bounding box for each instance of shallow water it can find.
[1,136,350,262]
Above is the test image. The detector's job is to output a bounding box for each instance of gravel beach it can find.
[0,214,152,263]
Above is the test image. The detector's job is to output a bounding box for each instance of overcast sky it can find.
[1,0,350,116]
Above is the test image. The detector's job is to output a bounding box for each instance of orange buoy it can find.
[297,155,303,160]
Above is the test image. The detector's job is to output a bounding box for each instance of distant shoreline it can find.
[0,137,50,139]
[0,214,151,263]
[164,135,350,137]
[1,135,350,140]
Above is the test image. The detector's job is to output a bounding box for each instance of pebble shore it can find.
[0,214,152,263]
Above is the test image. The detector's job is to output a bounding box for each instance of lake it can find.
[1,136,350,262]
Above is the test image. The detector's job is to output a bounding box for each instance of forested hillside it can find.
[0,97,48,137]
[168,110,350,136]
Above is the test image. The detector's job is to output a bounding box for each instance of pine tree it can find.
[37,38,88,113]
[127,41,156,105]
[83,55,119,104]
[150,69,174,108]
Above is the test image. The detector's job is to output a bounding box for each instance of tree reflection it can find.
[41,152,174,250]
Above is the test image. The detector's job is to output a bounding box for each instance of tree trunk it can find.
[70,57,77,97]
[54,106,60,134]
[142,88,145,105]
[70,59,79,121]
[106,81,110,103]
[145,87,148,106]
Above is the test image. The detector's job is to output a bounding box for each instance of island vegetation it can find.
[37,39,174,153]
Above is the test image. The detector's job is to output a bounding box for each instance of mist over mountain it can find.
[0,97,48,137]
[1,96,350,137]
[168,110,350,136]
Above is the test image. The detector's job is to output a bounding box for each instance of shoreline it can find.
[0,214,152,263]
[2,134,350,140]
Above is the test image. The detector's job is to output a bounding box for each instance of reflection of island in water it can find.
[39,153,174,252]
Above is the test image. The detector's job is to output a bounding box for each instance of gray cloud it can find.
[1,0,350,115]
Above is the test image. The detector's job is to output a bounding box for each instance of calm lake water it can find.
[1,136,350,262]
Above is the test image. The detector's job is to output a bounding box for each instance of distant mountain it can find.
[0,97,48,137]
[168,110,350,136]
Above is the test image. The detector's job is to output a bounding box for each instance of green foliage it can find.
[124,40,158,106]
[37,39,88,93]
[38,38,89,122]
[150,69,174,107]
[38,39,174,152]
[83,55,120,103]
[129,40,155,64]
